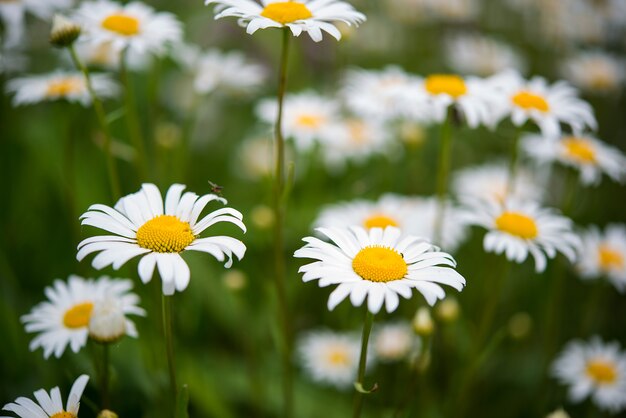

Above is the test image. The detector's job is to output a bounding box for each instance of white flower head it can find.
[577,224,626,292]
[552,337,626,413]
[373,321,416,362]
[2,374,89,418]
[294,226,466,314]
[191,48,267,95]
[205,0,366,42]
[561,51,626,95]
[445,33,526,77]
[77,183,247,295]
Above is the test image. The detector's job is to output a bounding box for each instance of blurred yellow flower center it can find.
[424,75,467,98]
[562,137,596,164]
[352,246,407,283]
[598,245,624,270]
[296,114,324,128]
[50,412,76,418]
[327,349,350,366]
[364,214,398,229]
[512,91,550,112]
[495,212,538,239]
[63,302,94,329]
[348,120,367,144]
[586,359,618,385]
[46,78,82,97]
[136,215,195,253]
[102,13,140,36]
[261,2,313,24]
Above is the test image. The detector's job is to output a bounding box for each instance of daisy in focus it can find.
[444,33,526,77]
[21,275,145,358]
[561,51,625,95]
[6,71,118,106]
[204,0,366,42]
[460,198,580,272]
[373,321,416,362]
[74,0,182,57]
[576,224,626,292]
[552,337,626,413]
[77,183,247,295]
[297,330,363,389]
[523,134,626,186]
[294,226,466,314]
[2,374,89,418]
[489,70,597,138]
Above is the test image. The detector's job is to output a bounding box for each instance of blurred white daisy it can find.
[561,51,625,95]
[373,321,416,362]
[294,226,466,314]
[256,91,342,151]
[75,0,182,57]
[21,275,144,359]
[204,0,366,42]
[297,330,363,388]
[552,337,626,413]
[0,0,72,48]
[444,33,526,77]
[452,162,543,204]
[77,183,247,295]
[6,71,118,107]
[489,70,597,138]
[73,40,152,71]
[523,134,626,186]
[577,224,626,292]
[460,198,580,272]
[1,374,89,418]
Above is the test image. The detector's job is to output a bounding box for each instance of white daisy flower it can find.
[561,51,626,95]
[577,224,626,292]
[74,0,182,57]
[6,71,118,107]
[77,183,247,295]
[256,91,342,151]
[294,226,466,314]
[552,337,626,413]
[72,40,152,71]
[489,70,597,138]
[452,162,543,204]
[373,321,416,362]
[21,275,145,359]
[522,133,626,186]
[0,0,72,48]
[460,198,581,272]
[1,374,89,418]
[297,330,363,388]
[204,0,366,42]
[444,33,526,77]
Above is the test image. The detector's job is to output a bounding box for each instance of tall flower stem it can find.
[392,334,432,418]
[433,109,453,245]
[162,294,178,408]
[352,310,375,418]
[273,28,294,418]
[101,344,110,409]
[68,45,121,200]
[506,127,522,197]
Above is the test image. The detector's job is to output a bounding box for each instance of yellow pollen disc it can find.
[352,246,407,283]
[424,74,467,98]
[102,13,140,36]
[598,245,624,270]
[63,302,94,329]
[327,350,350,366]
[511,91,550,112]
[562,137,597,164]
[296,114,324,128]
[495,211,538,239]
[586,359,618,385]
[363,214,399,229]
[260,1,313,25]
[46,78,83,97]
[50,412,76,418]
[136,215,195,253]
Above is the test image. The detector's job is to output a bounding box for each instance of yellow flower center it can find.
[102,13,140,36]
[63,302,94,329]
[46,78,83,97]
[363,214,399,229]
[598,245,624,270]
[562,137,597,164]
[424,74,467,98]
[296,114,324,129]
[260,1,313,24]
[327,349,350,366]
[136,215,195,253]
[495,211,538,239]
[586,359,618,385]
[50,412,76,418]
[511,91,550,112]
[352,246,408,283]
[347,120,367,145]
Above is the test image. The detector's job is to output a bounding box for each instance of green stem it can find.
[101,344,110,409]
[392,335,431,418]
[68,45,121,200]
[162,294,178,409]
[506,128,521,198]
[561,168,579,216]
[353,310,375,418]
[433,110,453,245]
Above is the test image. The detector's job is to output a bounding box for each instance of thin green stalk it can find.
[162,294,178,409]
[68,45,121,200]
[353,310,375,418]
[392,334,432,418]
[561,168,579,216]
[273,28,294,418]
[101,344,110,409]
[506,128,522,198]
[433,110,453,245]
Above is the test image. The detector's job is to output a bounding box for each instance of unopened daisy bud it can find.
[508,312,532,340]
[222,269,247,291]
[435,297,460,322]
[399,121,426,147]
[98,410,119,418]
[88,297,126,343]
[412,307,434,337]
[546,408,570,418]
[250,205,274,230]
[50,14,82,48]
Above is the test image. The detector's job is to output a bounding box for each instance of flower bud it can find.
[412,307,434,337]
[222,269,247,291]
[435,297,460,322]
[97,410,119,418]
[546,408,570,418]
[88,297,126,343]
[50,14,81,48]
[508,312,532,340]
